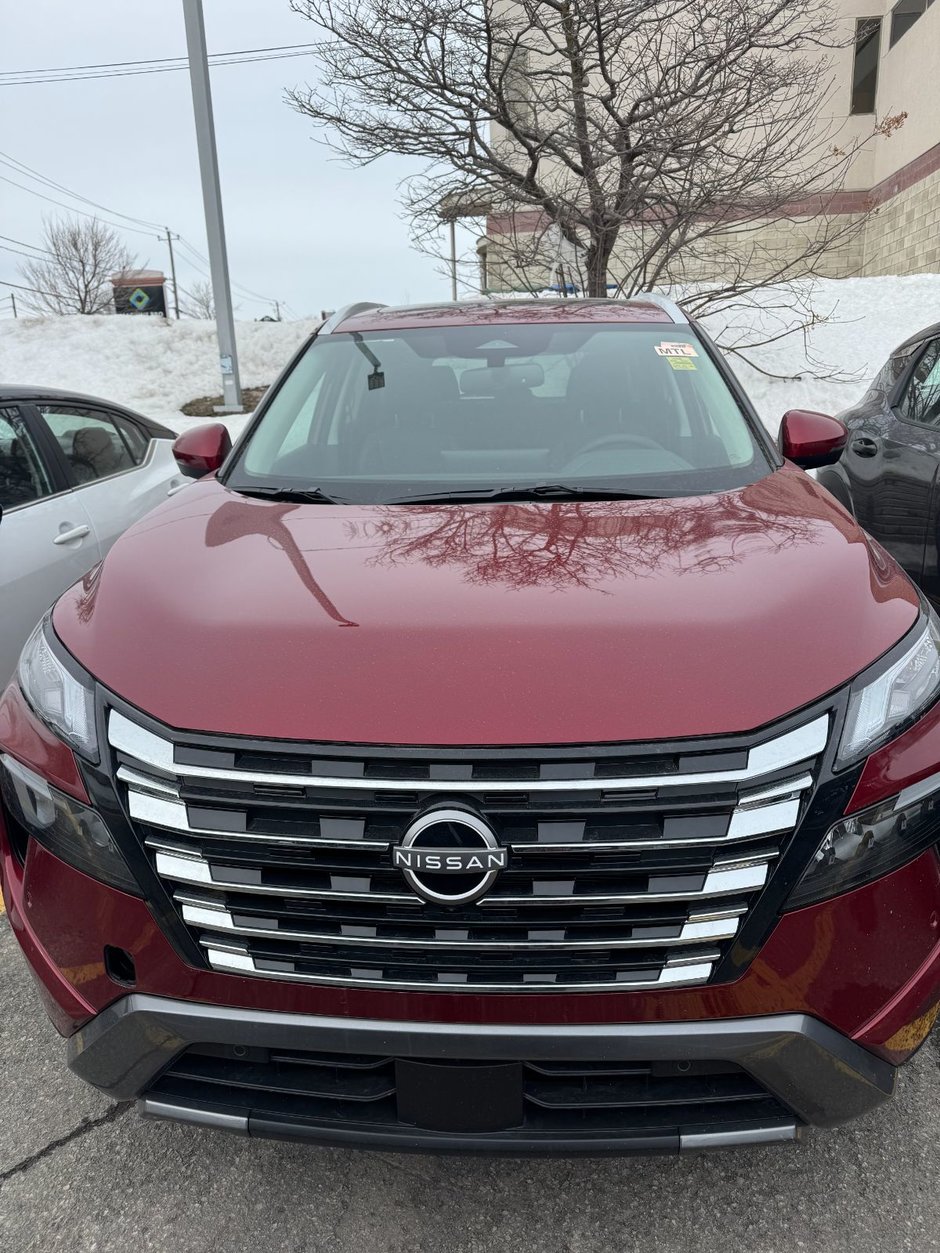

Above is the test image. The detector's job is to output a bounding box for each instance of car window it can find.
[897,340,940,427]
[231,324,768,503]
[37,405,137,484]
[111,413,150,463]
[0,407,53,512]
[274,371,329,455]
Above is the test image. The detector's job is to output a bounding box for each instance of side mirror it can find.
[172,423,233,480]
[779,410,847,470]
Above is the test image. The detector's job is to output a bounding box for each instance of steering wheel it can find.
[570,433,662,457]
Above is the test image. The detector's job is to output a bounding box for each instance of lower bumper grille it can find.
[144,1044,798,1151]
[107,706,829,992]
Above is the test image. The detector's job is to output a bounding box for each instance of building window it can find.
[890,0,935,47]
[851,17,882,114]
[503,46,535,130]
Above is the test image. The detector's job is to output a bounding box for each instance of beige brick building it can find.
[479,1,940,291]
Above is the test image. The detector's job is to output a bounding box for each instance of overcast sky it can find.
[0,0,456,319]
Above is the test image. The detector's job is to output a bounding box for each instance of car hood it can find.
[54,468,919,744]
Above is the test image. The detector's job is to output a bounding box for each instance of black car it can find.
[818,322,940,601]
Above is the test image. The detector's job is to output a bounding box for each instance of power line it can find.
[0,43,317,79]
[0,233,53,256]
[176,235,278,308]
[0,173,161,238]
[1,149,287,314]
[176,235,280,307]
[0,277,62,299]
[0,151,165,231]
[0,47,317,87]
[0,44,318,79]
[174,237,213,276]
[0,189,280,313]
[0,243,50,260]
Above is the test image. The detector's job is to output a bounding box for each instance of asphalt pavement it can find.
[1,922,938,1253]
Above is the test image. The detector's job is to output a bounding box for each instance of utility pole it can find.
[9,292,16,319]
[449,220,458,301]
[274,300,281,322]
[182,0,243,410]
[162,228,181,319]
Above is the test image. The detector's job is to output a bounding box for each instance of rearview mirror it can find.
[172,423,233,480]
[779,410,847,470]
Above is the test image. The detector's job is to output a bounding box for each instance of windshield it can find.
[225,323,772,503]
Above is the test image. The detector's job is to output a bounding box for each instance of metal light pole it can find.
[182,0,243,410]
[449,220,458,301]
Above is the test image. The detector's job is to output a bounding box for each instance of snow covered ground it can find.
[0,314,320,437]
[0,274,938,438]
[691,274,940,434]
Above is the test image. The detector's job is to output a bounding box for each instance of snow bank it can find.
[0,315,320,437]
[688,274,940,435]
[1,275,939,438]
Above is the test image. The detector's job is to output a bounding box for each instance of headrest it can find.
[73,427,113,458]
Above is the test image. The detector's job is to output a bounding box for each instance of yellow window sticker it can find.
[666,357,696,370]
[654,342,698,358]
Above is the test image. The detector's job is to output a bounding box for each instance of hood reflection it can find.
[354,484,824,592]
[205,500,359,627]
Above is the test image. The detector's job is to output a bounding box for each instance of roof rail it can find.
[634,292,688,324]
[319,302,387,335]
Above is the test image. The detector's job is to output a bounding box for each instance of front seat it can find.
[356,365,458,474]
[564,358,683,455]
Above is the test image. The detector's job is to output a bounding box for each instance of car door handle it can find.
[851,437,880,458]
[52,524,91,545]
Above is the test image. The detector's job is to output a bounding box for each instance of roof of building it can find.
[110,269,166,285]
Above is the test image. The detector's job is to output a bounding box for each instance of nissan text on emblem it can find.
[392,808,508,905]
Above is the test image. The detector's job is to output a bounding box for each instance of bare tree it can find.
[180,278,216,319]
[19,217,135,314]
[288,0,890,300]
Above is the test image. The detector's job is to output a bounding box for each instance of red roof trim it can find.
[486,139,940,235]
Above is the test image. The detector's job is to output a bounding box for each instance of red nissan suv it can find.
[2,297,939,1154]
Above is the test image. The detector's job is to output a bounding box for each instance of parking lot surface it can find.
[1,924,938,1253]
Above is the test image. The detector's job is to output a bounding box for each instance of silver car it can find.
[0,386,187,681]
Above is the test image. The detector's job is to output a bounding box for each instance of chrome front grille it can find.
[108,709,828,993]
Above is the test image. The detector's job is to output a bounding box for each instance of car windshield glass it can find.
[226,323,772,503]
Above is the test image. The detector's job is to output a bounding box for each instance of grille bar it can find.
[202,939,719,992]
[151,846,774,906]
[129,791,389,851]
[130,779,807,853]
[153,849,413,903]
[109,710,828,794]
[177,894,744,950]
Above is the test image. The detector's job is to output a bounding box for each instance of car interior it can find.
[0,414,47,510]
[40,410,136,484]
[262,338,748,484]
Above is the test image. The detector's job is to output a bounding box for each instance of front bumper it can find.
[68,994,896,1154]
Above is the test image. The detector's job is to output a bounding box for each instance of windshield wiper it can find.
[386,483,659,505]
[233,485,347,505]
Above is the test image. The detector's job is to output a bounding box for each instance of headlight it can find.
[837,610,940,766]
[0,753,139,895]
[785,772,940,910]
[17,618,98,760]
